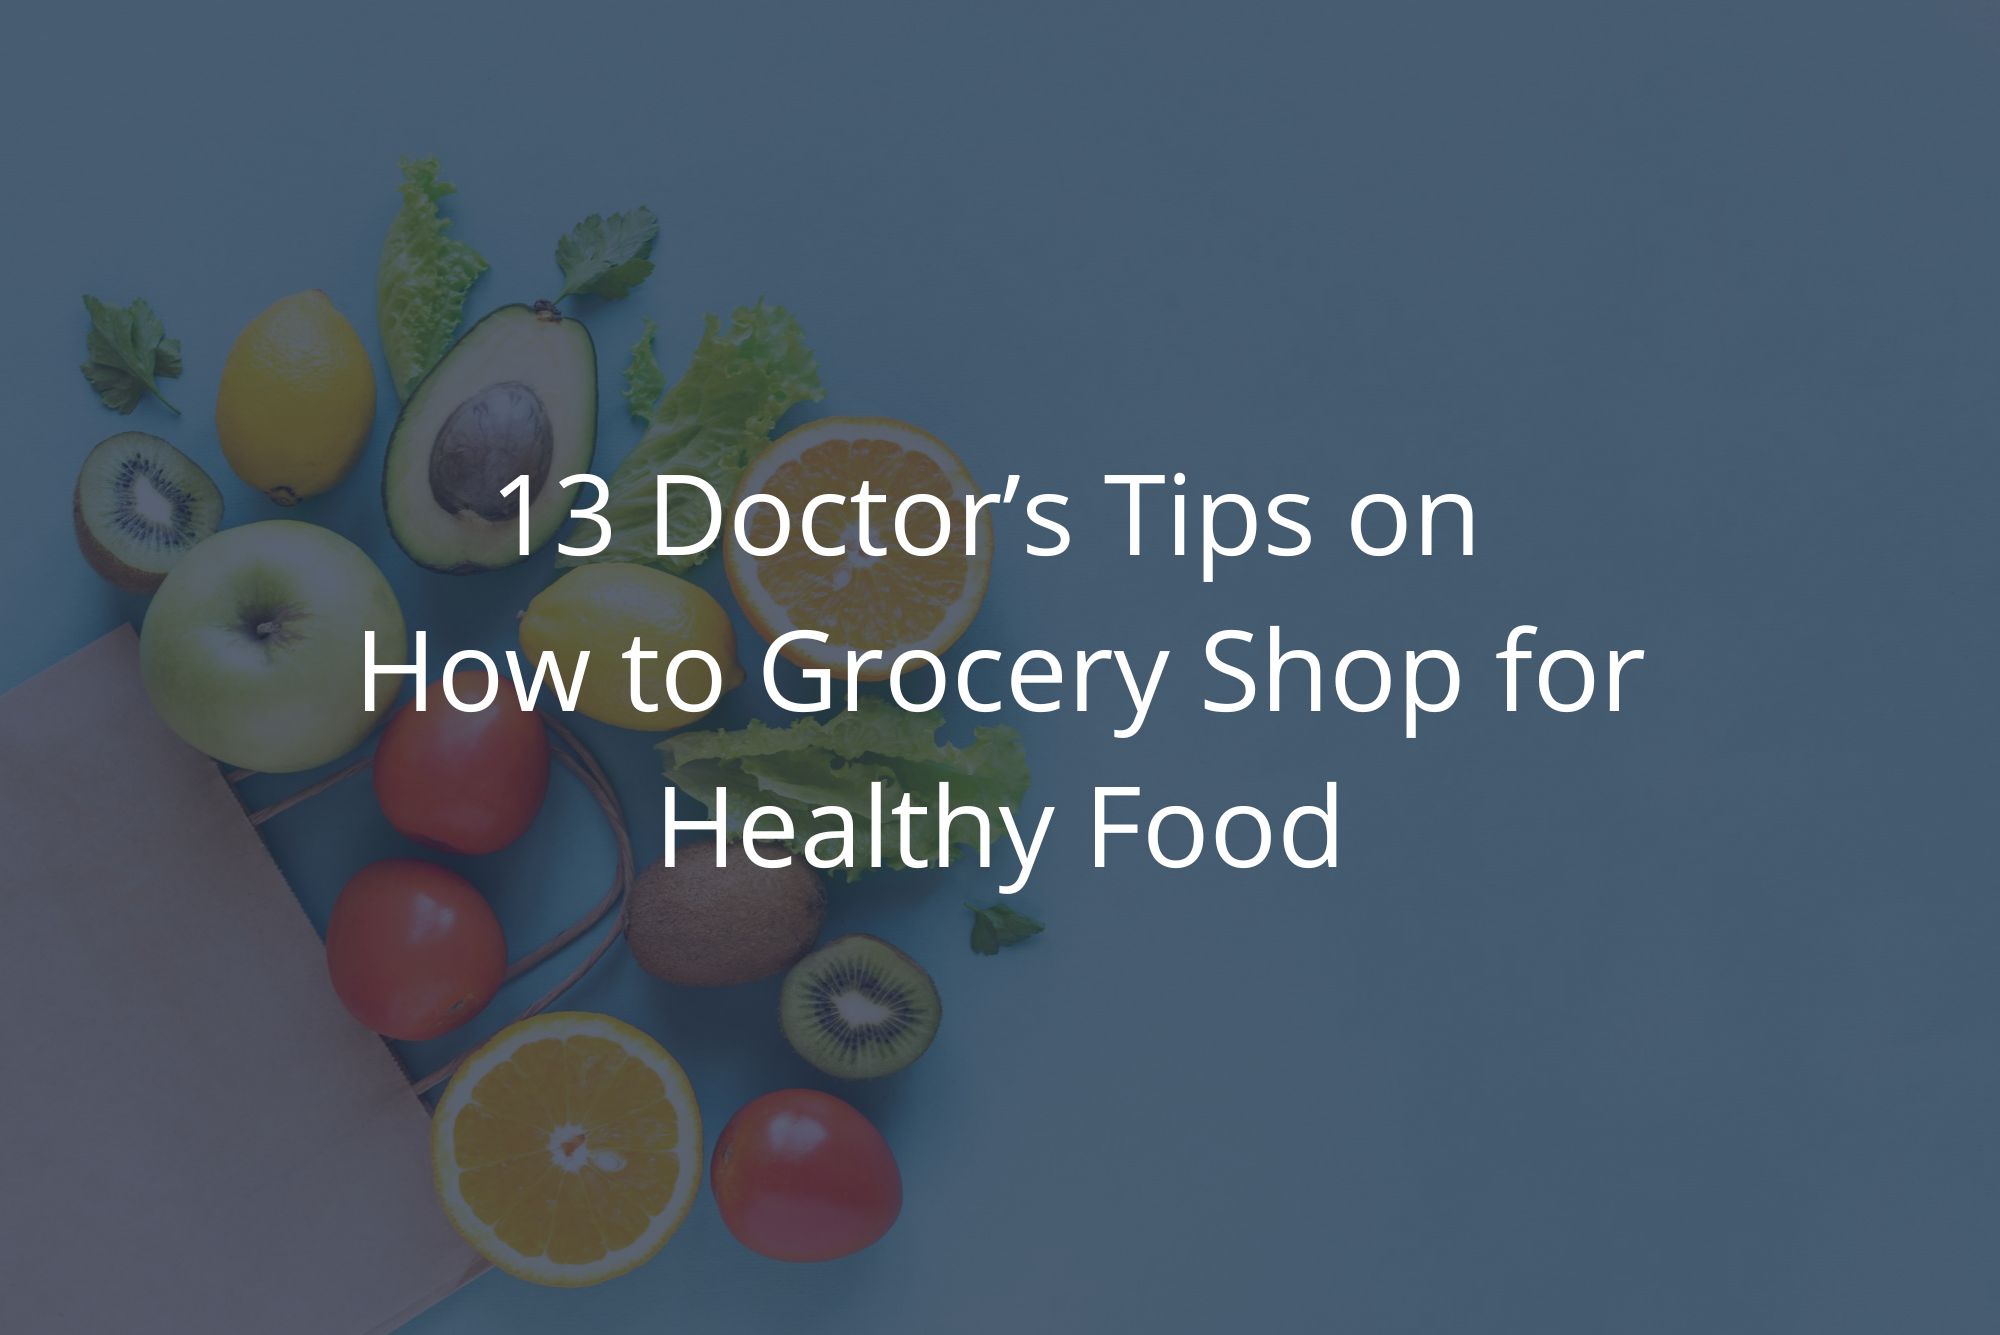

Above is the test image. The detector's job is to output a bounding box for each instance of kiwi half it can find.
[73,432,223,592]
[780,934,941,1079]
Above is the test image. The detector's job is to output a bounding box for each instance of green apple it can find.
[140,520,408,773]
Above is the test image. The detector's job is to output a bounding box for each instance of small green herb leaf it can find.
[80,295,181,414]
[624,319,666,420]
[968,903,1045,956]
[556,207,659,301]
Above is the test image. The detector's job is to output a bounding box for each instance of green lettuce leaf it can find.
[660,699,1030,880]
[561,300,822,571]
[622,319,666,420]
[376,157,488,399]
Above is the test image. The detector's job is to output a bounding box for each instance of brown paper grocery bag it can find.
[0,628,486,1333]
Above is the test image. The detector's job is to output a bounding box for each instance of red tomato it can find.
[372,672,550,855]
[710,1089,902,1261]
[325,860,507,1041]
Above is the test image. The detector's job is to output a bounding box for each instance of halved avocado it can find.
[384,301,596,573]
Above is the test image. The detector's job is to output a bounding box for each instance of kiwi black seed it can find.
[780,934,941,1079]
[73,432,223,593]
[626,841,826,987]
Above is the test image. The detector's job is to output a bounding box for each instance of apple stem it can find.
[256,620,282,638]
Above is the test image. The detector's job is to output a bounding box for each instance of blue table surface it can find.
[5,4,1998,1332]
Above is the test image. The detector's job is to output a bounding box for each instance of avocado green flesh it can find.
[384,304,596,573]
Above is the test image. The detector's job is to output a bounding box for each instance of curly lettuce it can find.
[563,300,822,571]
[376,157,488,399]
[660,700,1030,879]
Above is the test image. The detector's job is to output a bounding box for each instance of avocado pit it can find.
[428,379,554,521]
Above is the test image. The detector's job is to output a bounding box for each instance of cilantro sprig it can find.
[968,903,1045,956]
[555,206,659,302]
[80,295,181,414]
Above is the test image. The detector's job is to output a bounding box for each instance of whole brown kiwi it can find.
[627,841,826,987]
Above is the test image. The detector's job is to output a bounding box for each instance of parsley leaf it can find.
[555,207,659,301]
[623,319,666,420]
[967,903,1045,956]
[80,295,181,414]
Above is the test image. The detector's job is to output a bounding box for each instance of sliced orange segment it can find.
[431,1012,701,1287]
[727,417,992,679]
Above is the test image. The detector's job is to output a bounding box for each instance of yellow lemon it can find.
[432,1012,703,1287]
[519,563,745,731]
[216,290,376,504]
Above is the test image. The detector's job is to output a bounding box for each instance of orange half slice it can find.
[431,1012,701,1287]
[726,417,992,679]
